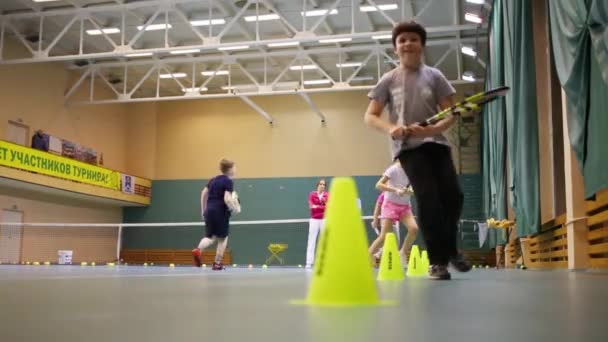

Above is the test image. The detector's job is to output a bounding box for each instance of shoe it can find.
[449,254,472,272]
[191,249,202,267]
[428,265,451,280]
[212,262,225,271]
[400,252,407,267]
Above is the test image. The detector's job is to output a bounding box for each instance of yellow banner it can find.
[0,140,120,190]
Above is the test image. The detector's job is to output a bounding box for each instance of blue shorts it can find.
[204,207,230,238]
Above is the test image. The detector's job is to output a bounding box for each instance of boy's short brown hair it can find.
[392,21,427,47]
[219,158,235,174]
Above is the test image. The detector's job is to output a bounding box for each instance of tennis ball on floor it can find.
[150,262,154,266]
[248,264,253,268]
[44,261,50,265]
[81,262,87,266]
[33,261,40,266]
[26,261,31,265]
[107,262,115,266]
[202,264,207,268]
[233,264,237,267]
[262,264,268,269]
[169,263,175,268]
[298,264,303,268]
[472,265,476,269]
[91,262,96,266]
[143,263,148,266]
[485,265,490,269]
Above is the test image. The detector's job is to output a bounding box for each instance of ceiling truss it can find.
[64,36,486,106]
[1,0,488,121]
[0,0,483,63]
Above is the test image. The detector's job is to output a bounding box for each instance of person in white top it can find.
[369,161,419,265]
[371,191,400,264]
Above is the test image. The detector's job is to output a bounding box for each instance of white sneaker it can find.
[400,252,408,267]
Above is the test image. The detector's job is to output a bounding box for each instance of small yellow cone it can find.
[420,250,430,272]
[406,245,425,277]
[292,177,384,306]
[377,233,404,281]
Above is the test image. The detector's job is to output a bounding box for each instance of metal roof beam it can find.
[299,92,326,123]
[63,36,487,69]
[0,25,484,64]
[68,79,484,105]
[239,95,274,124]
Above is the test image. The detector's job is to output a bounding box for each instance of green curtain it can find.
[503,0,540,237]
[584,46,608,193]
[549,0,608,198]
[482,0,507,247]
[482,0,540,241]
[589,1,608,83]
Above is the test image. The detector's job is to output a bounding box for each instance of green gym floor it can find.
[0,265,607,342]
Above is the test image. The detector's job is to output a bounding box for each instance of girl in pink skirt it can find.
[369,161,419,265]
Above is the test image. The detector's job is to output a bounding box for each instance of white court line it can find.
[0,216,374,227]
[0,268,306,281]
[0,273,203,281]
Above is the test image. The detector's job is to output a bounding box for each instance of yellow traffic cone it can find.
[377,233,404,281]
[406,245,425,277]
[292,177,386,306]
[420,250,430,273]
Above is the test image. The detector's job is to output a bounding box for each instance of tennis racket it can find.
[420,86,510,126]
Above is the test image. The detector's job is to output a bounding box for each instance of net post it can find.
[116,224,123,262]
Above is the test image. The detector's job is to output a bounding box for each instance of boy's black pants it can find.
[398,143,464,266]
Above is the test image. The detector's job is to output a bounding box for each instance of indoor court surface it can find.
[1,265,607,342]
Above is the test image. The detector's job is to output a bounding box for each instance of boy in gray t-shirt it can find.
[364,21,471,280]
